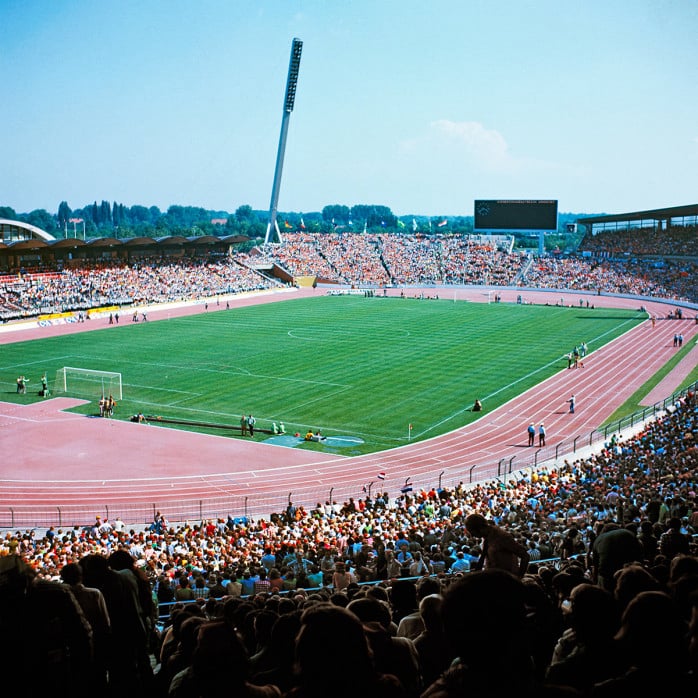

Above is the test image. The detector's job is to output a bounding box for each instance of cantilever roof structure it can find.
[0,218,56,244]
[577,204,698,235]
[0,219,251,264]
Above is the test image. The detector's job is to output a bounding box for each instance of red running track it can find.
[1,287,695,527]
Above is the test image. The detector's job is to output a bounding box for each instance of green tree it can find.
[100,200,112,227]
[22,209,57,233]
[130,205,151,223]
[322,204,350,224]
[235,204,254,222]
[57,201,72,228]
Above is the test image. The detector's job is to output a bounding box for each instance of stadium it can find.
[5,6,698,695]
[1,206,697,531]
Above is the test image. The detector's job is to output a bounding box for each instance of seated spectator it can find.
[168,619,281,698]
[347,595,421,697]
[544,582,623,693]
[286,603,409,698]
[591,591,696,695]
[422,569,536,697]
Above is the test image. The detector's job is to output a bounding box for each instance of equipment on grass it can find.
[54,367,123,400]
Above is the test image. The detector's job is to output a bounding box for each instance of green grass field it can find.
[1,296,645,455]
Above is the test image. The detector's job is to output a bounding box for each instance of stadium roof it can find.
[577,204,698,231]
[0,218,56,243]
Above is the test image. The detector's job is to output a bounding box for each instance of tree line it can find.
[0,201,584,249]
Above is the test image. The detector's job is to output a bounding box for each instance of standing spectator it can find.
[79,553,148,694]
[240,414,248,436]
[528,422,536,446]
[248,414,256,436]
[659,517,691,561]
[1,555,94,698]
[59,561,111,694]
[590,523,644,593]
[637,520,659,564]
[108,549,157,687]
[157,575,176,617]
[538,423,546,447]
[464,513,530,577]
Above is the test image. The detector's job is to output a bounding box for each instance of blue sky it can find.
[2,0,697,217]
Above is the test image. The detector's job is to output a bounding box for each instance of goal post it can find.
[54,367,123,400]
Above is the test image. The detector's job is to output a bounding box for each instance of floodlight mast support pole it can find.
[265,38,303,245]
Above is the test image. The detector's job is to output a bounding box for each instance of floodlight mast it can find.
[265,38,303,245]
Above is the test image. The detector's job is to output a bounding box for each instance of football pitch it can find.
[1,295,645,456]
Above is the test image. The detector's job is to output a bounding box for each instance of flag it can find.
[412,218,417,232]
[377,472,386,480]
[363,220,367,234]
[409,424,413,431]
[284,220,292,229]
[300,218,306,229]
[438,218,448,227]
[400,485,413,494]
[69,218,84,223]
[397,219,406,229]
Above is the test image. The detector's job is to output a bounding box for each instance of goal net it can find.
[54,367,122,400]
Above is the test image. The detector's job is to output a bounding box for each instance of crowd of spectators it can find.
[261,231,696,301]
[522,255,697,302]
[2,390,697,696]
[579,224,698,258]
[2,227,698,696]
[0,255,281,321]
[3,229,698,321]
